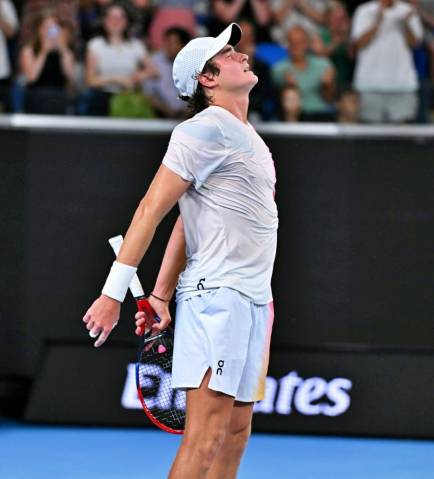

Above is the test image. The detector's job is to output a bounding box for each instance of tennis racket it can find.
[108,235,185,434]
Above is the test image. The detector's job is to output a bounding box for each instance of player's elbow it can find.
[135,198,164,229]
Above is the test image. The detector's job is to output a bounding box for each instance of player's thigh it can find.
[184,368,235,438]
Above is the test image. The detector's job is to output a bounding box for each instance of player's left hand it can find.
[82,294,121,347]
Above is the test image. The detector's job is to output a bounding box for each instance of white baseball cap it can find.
[172,23,242,98]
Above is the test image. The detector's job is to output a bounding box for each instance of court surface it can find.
[1,421,433,479]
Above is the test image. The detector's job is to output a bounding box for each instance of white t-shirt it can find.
[87,37,147,92]
[0,0,18,79]
[351,0,423,92]
[162,105,279,305]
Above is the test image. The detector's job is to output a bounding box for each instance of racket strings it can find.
[137,332,186,431]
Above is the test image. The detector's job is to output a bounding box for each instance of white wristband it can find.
[101,260,138,303]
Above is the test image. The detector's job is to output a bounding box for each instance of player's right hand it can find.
[134,295,171,336]
[82,294,121,348]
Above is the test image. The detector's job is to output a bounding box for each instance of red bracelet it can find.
[149,292,170,303]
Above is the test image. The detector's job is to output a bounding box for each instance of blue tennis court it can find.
[1,421,433,479]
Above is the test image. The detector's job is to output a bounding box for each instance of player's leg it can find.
[207,298,275,478]
[207,400,254,479]
[169,368,235,479]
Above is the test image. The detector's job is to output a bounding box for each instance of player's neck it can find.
[212,93,250,125]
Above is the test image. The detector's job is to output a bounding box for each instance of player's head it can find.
[172,23,258,113]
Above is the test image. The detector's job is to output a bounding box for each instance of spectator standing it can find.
[317,1,354,91]
[351,0,423,123]
[142,27,190,118]
[19,10,76,114]
[272,26,336,121]
[148,0,196,50]
[207,0,273,43]
[236,18,276,120]
[84,2,158,116]
[0,0,19,112]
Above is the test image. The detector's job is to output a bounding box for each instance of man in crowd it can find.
[351,0,423,123]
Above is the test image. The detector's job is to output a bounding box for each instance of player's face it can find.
[212,45,258,93]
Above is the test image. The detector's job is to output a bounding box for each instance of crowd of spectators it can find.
[0,0,433,123]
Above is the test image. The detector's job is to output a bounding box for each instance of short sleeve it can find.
[351,5,373,41]
[1,0,18,30]
[131,39,147,61]
[162,117,226,190]
[408,10,423,41]
[87,37,102,54]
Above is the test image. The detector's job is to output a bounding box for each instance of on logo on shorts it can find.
[216,360,225,375]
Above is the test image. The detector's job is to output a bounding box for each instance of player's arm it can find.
[152,215,186,301]
[115,165,189,266]
[82,164,191,347]
[135,215,187,335]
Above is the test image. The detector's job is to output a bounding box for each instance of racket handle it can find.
[136,297,160,335]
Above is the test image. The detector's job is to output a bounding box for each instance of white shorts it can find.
[171,287,274,402]
[359,91,418,123]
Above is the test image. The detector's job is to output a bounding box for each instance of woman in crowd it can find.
[84,2,158,116]
[19,10,76,114]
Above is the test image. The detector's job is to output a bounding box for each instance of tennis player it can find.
[82,22,278,478]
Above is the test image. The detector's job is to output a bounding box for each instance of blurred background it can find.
[0,0,433,122]
[0,0,434,478]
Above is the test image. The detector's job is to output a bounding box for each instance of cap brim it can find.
[227,22,242,47]
[205,23,242,63]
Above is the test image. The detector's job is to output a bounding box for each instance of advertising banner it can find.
[25,343,434,438]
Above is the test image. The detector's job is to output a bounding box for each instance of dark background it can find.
[1,125,433,435]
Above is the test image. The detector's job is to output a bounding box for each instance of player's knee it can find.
[194,427,227,468]
[227,423,251,456]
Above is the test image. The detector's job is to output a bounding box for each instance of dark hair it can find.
[100,2,132,42]
[164,27,191,47]
[181,59,220,116]
[29,8,59,54]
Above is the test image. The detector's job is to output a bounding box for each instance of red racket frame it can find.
[135,297,184,435]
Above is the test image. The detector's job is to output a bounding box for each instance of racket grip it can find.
[136,297,160,335]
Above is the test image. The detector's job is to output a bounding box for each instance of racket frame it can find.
[108,235,185,435]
